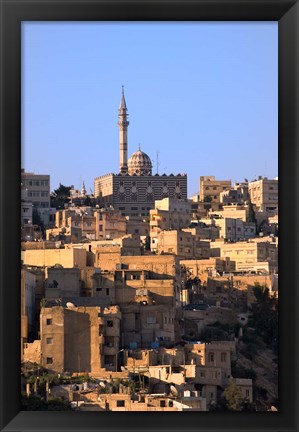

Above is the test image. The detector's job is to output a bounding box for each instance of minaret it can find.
[117,86,129,174]
[81,181,86,196]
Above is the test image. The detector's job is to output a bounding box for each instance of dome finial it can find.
[138,143,141,151]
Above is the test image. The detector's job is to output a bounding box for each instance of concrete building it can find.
[94,89,187,217]
[219,182,250,205]
[209,218,256,241]
[180,258,233,281]
[21,269,36,353]
[94,208,127,240]
[21,247,87,269]
[199,176,231,211]
[150,198,192,252]
[207,205,249,222]
[21,169,51,209]
[21,169,56,227]
[26,305,122,373]
[121,304,175,349]
[157,230,210,260]
[248,177,278,214]
[210,240,278,273]
[45,267,82,300]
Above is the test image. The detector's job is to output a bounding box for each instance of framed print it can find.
[0,0,298,431]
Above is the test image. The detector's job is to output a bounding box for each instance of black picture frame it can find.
[0,0,298,431]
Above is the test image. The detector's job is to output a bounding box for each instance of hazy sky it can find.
[22,22,278,197]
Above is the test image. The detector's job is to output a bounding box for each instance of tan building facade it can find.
[248,177,278,214]
[36,306,122,373]
[21,170,50,209]
[157,230,210,260]
[199,176,231,211]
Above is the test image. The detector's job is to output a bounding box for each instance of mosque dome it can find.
[128,147,152,175]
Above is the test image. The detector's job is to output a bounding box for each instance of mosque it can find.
[94,88,187,217]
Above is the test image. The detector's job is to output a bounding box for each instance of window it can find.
[106,288,110,296]
[147,316,156,324]
[169,400,173,407]
[160,400,166,408]
[117,400,125,407]
[208,352,214,363]
[46,357,53,364]
[107,320,113,327]
[246,390,250,398]
[221,352,227,362]
[46,318,52,325]
[46,337,53,345]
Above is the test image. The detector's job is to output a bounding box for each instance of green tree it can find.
[251,283,278,353]
[247,198,257,227]
[223,382,245,411]
[32,208,45,233]
[50,184,72,209]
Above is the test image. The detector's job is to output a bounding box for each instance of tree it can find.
[247,198,257,227]
[50,184,72,209]
[251,283,278,353]
[32,208,45,233]
[223,382,246,411]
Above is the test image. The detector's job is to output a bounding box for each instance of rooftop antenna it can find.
[156,150,160,174]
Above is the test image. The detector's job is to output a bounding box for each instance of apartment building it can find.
[199,176,231,211]
[149,198,192,252]
[157,230,210,260]
[210,240,278,272]
[21,169,50,209]
[248,177,278,214]
[25,305,122,373]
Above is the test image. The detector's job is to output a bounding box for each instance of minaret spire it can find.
[118,86,129,174]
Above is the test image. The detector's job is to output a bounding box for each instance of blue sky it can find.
[22,22,278,197]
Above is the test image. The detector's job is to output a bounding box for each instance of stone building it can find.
[21,247,87,269]
[21,169,56,227]
[21,269,36,355]
[210,239,278,273]
[248,177,278,214]
[34,305,122,373]
[219,181,250,205]
[149,198,192,252]
[157,230,211,260]
[199,176,231,211]
[94,208,127,240]
[94,89,187,217]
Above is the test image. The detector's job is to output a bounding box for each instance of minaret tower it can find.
[117,86,129,174]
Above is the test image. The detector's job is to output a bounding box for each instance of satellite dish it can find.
[170,385,178,396]
[66,302,76,308]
